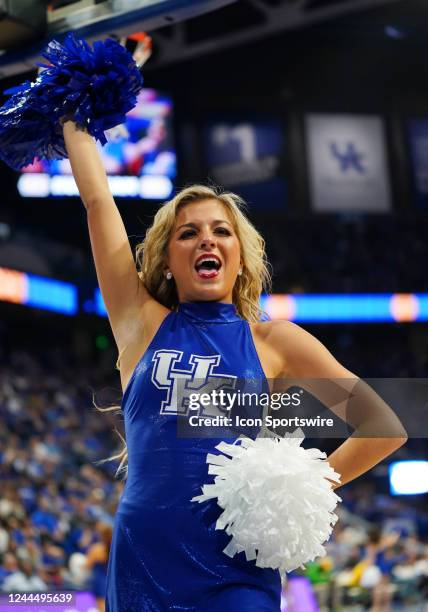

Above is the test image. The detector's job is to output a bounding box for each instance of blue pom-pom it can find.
[0,33,144,170]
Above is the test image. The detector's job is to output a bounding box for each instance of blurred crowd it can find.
[300,502,428,610]
[0,340,426,610]
[0,347,122,607]
[261,214,428,294]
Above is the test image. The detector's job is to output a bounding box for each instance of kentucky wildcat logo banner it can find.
[305,113,391,213]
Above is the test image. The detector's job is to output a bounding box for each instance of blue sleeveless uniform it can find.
[105,302,282,611]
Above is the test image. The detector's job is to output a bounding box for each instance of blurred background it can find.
[0,0,427,610]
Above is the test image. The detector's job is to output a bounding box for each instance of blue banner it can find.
[203,118,287,210]
[407,119,428,208]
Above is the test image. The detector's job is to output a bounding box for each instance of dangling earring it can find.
[166,271,173,280]
[238,267,243,276]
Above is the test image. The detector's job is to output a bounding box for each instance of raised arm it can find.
[63,120,156,354]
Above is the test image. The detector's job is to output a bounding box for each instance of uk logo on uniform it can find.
[151,349,237,416]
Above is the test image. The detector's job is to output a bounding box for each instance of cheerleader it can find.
[0,34,407,611]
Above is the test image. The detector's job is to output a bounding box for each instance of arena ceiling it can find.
[149,0,406,68]
[0,0,412,78]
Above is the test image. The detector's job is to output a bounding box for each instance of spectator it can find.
[2,558,47,592]
[0,553,18,587]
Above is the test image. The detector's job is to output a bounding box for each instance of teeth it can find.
[195,257,221,270]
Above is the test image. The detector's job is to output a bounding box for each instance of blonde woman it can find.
[63,120,406,611]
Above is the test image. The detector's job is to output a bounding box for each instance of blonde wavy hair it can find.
[96,184,272,478]
[137,184,271,321]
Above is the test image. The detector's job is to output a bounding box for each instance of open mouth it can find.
[194,256,222,279]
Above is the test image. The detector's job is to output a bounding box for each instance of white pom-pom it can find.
[191,428,341,573]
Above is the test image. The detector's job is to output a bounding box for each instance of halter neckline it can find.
[178,301,241,324]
